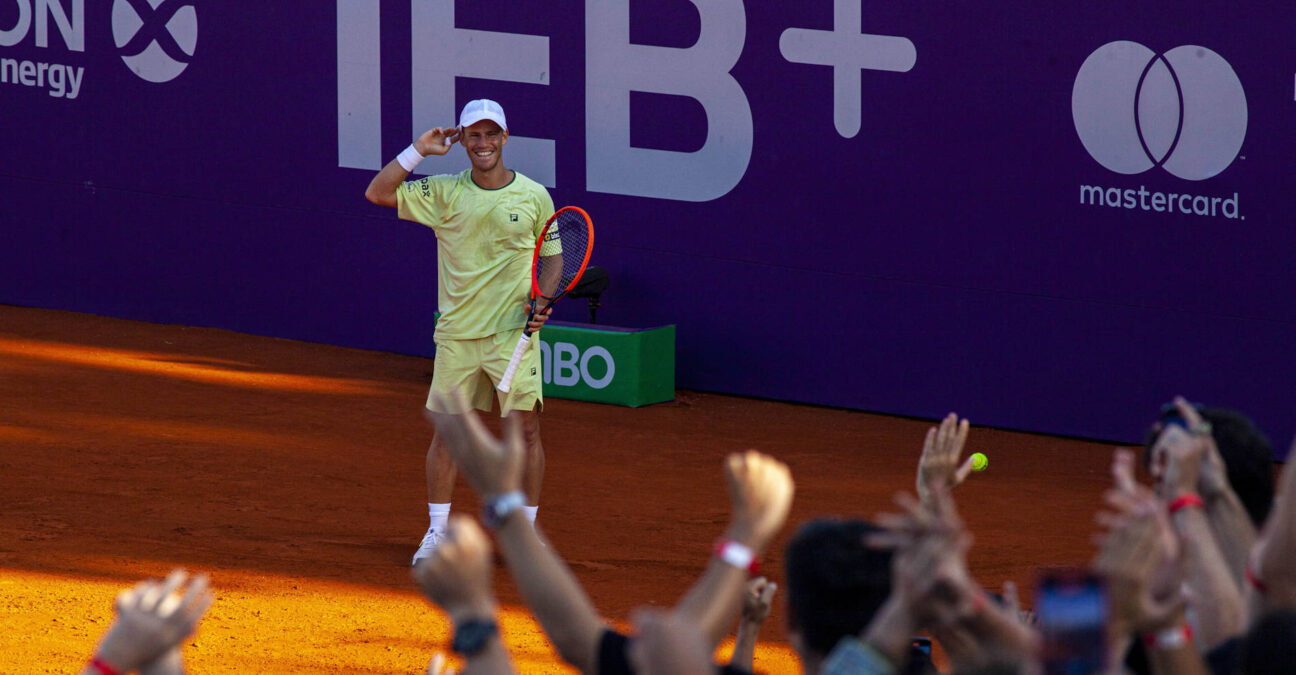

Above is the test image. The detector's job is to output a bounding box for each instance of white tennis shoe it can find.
[411,529,444,566]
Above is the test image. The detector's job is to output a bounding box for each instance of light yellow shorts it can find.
[426,331,543,416]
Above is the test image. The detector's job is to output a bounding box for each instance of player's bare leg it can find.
[509,407,545,505]
[413,435,457,565]
[414,407,544,565]
[425,434,456,503]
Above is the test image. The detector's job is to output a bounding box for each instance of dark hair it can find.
[1143,407,1274,526]
[953,661,1029,675]
[1241,609,1296,674]
[784,519,893,656]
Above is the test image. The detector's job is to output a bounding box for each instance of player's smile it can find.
[462,120,508,173]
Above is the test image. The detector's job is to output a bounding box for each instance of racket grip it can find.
[496,333,532,393]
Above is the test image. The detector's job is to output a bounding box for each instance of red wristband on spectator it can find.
[1142,623,1193,650]
[89,658,125,675]
[1246,564,1269,594]
[714,539,759,576]
[1168,493,1205,513]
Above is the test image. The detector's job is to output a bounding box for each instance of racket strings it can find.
[534,210,592,296]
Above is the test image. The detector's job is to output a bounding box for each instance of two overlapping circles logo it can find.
[111,0,197,83]
[1072,41,1246,181]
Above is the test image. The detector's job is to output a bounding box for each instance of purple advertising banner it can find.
[2,1,1294,456]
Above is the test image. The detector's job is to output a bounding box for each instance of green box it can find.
[537,322,675,407]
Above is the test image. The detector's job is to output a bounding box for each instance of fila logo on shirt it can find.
[510,213,519,222]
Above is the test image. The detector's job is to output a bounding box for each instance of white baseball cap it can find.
[459,99,507,131]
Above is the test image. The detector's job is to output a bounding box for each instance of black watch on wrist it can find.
[452,618,499,656]
[482,490,526,530]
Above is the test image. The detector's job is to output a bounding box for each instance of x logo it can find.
[117,0,196,62]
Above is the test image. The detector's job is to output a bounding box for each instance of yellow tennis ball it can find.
[971,452,988,472]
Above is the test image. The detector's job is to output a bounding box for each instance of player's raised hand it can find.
[916,412,975,506]
[87,569,213,675]
[414,126,461,156]
[723,451,793,548]
[426,389,525,497]
[412,515,498,621]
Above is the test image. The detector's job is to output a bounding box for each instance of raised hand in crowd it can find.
[1147,409,1246,649]
[426,652,458,675]
[1109,448,1181,604]
[916,413,975,508]
[673,450,794,652]
[423,390,525,499]
[999,581,1034,627]
[729,577,777,671]
[1247,434,1296,618]
[1157,397,1257,583]
[81,569,213,675]
[412,515,514,675]
[138,649,184,675]
[862,492,949,669]
[881,488,1039,672]
[426,389,794,674]
[1093,449,1203,674]
[627,609,716,675]
[426,389,605,673]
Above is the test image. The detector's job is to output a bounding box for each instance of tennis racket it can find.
[497,206,595,393]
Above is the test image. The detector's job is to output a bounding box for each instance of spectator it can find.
[1238,609,1296,675]
[1144,404,1274,528]
[412,515,515,675]
[1094,448,1207,675]
[81,569,213,675]
[1147,400,1247,650]
[423,387,792,675]
[783,518,903,673]
[1246,435,1296,620]
[729,577,777,672]
[1145,399,1270,584]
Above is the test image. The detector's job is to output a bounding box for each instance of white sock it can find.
[428,503,451,533]
[523,505,539,524]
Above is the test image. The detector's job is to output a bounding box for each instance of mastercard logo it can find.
[1072,41,1246,181]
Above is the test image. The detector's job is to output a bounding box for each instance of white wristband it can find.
[714,539,758,575]
[1143,623,1192,650]
[396,143,425,172]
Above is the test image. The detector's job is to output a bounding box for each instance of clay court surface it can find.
[0,304,1123,673]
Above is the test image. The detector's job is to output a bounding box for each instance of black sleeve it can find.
[600,627,744,675]
[597,629,635,675]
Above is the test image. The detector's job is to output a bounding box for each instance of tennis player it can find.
[364,99,554,565]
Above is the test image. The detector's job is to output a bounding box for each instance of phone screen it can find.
[1036,570,1107,675]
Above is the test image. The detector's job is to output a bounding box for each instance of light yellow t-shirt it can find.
[397,169,555,340]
